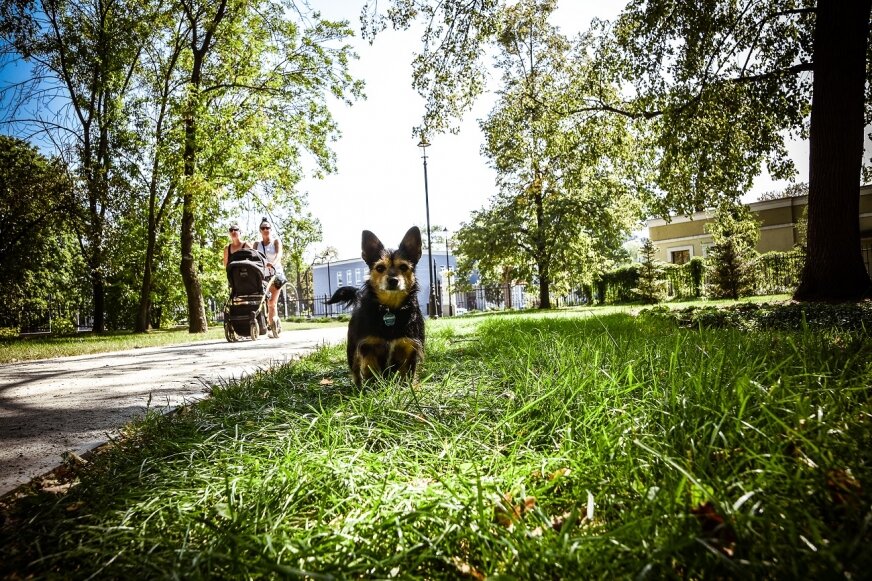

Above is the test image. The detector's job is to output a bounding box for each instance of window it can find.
[336,271,343,287]
[355,268,362,284]
[669,246,693,264]
[346,270,352,286]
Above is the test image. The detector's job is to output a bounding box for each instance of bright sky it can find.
[299,0,811,260]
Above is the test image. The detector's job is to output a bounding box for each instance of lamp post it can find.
[418,134,438,317]
[443,227,451,317]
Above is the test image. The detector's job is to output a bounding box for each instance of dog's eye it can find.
[375,264,386,273]
[399,264,409,272]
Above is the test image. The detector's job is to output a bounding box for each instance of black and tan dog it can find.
[326,227,425,385]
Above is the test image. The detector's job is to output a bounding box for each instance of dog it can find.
[326,226,425,386]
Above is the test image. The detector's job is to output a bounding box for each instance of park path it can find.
[0,326,346,496]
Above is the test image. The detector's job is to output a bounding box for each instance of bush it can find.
[50,318,77,336]
[639,301,872,333]
[595,264,640,304]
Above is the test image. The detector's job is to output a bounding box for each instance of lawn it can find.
[1,302,869,578]
[0,319,346,364]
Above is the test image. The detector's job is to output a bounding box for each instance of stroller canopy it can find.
[227,248,267,297]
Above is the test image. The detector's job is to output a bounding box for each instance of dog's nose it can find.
[387,277,399,289]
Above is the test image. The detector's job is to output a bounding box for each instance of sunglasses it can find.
[229,228,239,232]
[260,226,271,231]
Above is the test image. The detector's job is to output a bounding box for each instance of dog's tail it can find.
[325,286,358,308]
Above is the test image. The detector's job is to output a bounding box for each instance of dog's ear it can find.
[361,230,385,266]
[398,226,422,264]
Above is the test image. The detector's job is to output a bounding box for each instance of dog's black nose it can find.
[387,277,399,289]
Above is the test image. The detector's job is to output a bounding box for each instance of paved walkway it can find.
[0,327,346,496]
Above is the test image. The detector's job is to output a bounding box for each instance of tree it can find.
[0,136,86,320]
[456,0,643,308]
[282,210,322,314]
[367,0,872,302]
[757,182,809,202]
[173,0,362,332]
[633,238,666,303]
[706,202,760,299]
[2,0,154,331]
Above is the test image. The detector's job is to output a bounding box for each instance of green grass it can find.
[0,320,346,364]
[1,305,869,578]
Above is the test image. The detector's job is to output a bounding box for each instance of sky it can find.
[297,0,812,260]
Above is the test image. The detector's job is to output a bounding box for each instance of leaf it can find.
[319,378,333,385]
[494,493,537,529]
[450,557,485,580]
[691,501,736,558]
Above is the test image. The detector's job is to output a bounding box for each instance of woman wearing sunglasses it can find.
[223,223,251,267]
[256,217,286,330]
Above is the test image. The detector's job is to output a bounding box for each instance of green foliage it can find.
[0,137,88,321]
[753,249,804,296]
[50,318,77,336]
[640,301,872,333]
[706,202,759,299]
[456,1,643,306]
[632,238,666,303]
[595,263,640,304]
[687,257,705,298]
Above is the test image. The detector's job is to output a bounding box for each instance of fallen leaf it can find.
[826,468,862,508]
[450,557,485,580]
[319,378,333,386]
[65,501,86,512]
[494,493,536,528]
[691,501,736,557]
[549,468,571,480]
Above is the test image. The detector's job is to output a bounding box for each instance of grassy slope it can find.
[1,308,870,578]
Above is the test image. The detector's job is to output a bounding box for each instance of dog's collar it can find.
[379,304,397,327]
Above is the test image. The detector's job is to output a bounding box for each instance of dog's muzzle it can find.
[387,277,400,290]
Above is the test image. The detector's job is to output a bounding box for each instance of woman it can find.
[256,217,286,328]
[223,223,250,267]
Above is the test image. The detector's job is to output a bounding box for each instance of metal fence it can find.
[0,305,93,334]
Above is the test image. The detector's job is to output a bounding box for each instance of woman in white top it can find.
[257,217,285,327]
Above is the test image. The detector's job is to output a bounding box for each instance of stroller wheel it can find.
[250,320,258,341]
[223,321,235,343]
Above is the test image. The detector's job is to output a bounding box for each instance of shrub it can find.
[639,301,872,333]
[50,318,77,336]
[632,238,667,303]
[705,202,759,299]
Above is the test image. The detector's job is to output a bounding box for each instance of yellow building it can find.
[647,185,872,274]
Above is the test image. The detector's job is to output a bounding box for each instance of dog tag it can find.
[382,312,396,327]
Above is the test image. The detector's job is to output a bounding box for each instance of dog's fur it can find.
[326,227,425,385]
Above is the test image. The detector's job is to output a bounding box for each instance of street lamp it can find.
[443,227,451,317]
[418,133,438,317]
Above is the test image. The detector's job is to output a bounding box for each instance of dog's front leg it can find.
[353,336,389,385]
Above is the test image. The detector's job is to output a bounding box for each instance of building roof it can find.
[647,183,871,227]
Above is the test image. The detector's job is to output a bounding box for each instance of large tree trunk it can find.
[180,113,208,333]
[794,0,872,301]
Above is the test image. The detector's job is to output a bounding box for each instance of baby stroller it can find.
[223,248,282,341]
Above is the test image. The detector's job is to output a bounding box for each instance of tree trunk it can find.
[794,0,872,301]
[135,234,155,332]
[180,118,208,332]
[91,261,105,333]
[533,181,551,309]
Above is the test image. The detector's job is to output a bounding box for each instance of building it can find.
[311,252,457,318]
[647,185,872,273]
